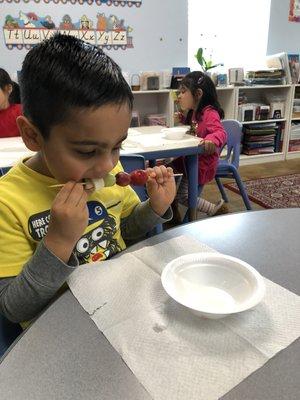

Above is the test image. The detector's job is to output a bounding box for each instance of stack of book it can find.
[244,69,285,85]
[144,113,167,126]
[242,123,282,155]
[289,122,300,151]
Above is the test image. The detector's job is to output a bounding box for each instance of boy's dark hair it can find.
[0,68,20,105]
[180,71,224,124]
[20,34,133,138]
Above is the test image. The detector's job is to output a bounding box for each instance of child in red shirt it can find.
[0,68,22,138]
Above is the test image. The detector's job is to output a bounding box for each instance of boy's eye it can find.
[76,150,97,157]
[113,145,123,153]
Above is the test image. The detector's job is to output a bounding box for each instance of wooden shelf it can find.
[240,119,286,125]
[131,86,300,163]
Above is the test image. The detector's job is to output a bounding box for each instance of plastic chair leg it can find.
[215,177,229,202]
[231,168,252,210]
[0,314,22,358]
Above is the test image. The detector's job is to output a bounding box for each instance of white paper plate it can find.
[161,253,265,319]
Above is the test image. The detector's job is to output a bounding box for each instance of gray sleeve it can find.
[0,240,78,323]
[120,199,173,242]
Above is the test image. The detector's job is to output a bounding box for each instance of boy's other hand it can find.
[146,166,176,216]
[44,182,89,263]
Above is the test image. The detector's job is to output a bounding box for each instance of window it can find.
[188,0,272,71]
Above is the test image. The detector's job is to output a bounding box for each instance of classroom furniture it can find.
[215,119,252,210]
[131,85,300,165]
[0,167,11,176]
[119,153,163,234]
[119,154,148,201]
[0,209,299,400]
[0,314,22,358]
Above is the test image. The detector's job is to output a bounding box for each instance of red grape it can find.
[130,169,148,186]
[115,171,131,186]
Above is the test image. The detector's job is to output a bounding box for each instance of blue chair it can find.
[119,154,163,234]
[0,167,11,176]
[215,120,252,210]
[0,314,22,358]
[119,154,148,201]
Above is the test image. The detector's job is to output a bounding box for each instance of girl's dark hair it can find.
[180,71,224,124]
[0,68,20,105]
[20,34,133,139]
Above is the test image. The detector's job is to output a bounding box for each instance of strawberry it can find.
[130,169,148,186]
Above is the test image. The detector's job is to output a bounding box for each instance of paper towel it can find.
[68,235,300,400]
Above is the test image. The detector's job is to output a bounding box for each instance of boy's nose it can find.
[93,155,114,176]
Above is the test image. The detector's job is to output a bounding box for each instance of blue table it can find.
[136,146,203,221]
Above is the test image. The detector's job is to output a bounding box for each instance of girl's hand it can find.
[199,139,216,155]
[146,166,176,216]
[44,182,89,263]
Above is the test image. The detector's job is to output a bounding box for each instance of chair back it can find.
[0,167,11,176]
[221,119,243,169]
[119,154,147,201]
[0,314,22,357]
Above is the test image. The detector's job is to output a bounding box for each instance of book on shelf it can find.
[287,54,300,84]
[288,139,300,151]
[243,77,285,86]
[243,128,277,136]
[244,134,276,142]
[243,141,275,149]
[243,147,275,155]
[242,123,282,153]
[266,52,292,84]
[274,125,282,152]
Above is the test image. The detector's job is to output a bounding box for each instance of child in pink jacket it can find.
[174,71,227,216]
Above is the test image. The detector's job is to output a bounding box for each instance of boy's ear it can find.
[16,116,43,152]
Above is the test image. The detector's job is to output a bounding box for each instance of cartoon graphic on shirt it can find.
[75,213,122,263]
[28,200,122,264]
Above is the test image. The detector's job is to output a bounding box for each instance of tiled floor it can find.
[168,158,300,227]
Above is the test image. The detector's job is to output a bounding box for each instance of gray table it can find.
[0,209,299,400]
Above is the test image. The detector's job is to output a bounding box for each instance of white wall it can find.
[0,0,188,77]
[268,0,300,54]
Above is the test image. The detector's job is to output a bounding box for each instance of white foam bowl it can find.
[161,127,189,140]
[161,253,265,319]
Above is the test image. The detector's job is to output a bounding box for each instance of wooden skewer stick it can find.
[49,173,183,188]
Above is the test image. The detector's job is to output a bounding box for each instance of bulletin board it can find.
[3,12,134,50]
[0,0,141,5]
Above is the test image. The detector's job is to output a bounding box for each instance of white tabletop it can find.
[0,128,200,168]
[0,137,33,168]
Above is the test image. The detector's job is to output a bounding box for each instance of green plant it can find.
[195,47,223,72]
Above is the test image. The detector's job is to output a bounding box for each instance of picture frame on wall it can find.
[289,0,300,22]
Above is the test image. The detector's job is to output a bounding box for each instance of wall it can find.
[0,0,188,77]
[267,0,300,54]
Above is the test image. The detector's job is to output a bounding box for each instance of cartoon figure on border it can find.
[0,0,142,6]
[3,12,134,50]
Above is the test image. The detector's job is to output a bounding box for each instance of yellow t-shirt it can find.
[0,160,140,278]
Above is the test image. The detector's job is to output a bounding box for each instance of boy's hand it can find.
[44,182,89,263]
[146,166,176,216]
[198,139,216,155]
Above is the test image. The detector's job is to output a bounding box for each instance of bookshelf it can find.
[286,84,300,159]
[131,85,300,166]
[234,85,293,165]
